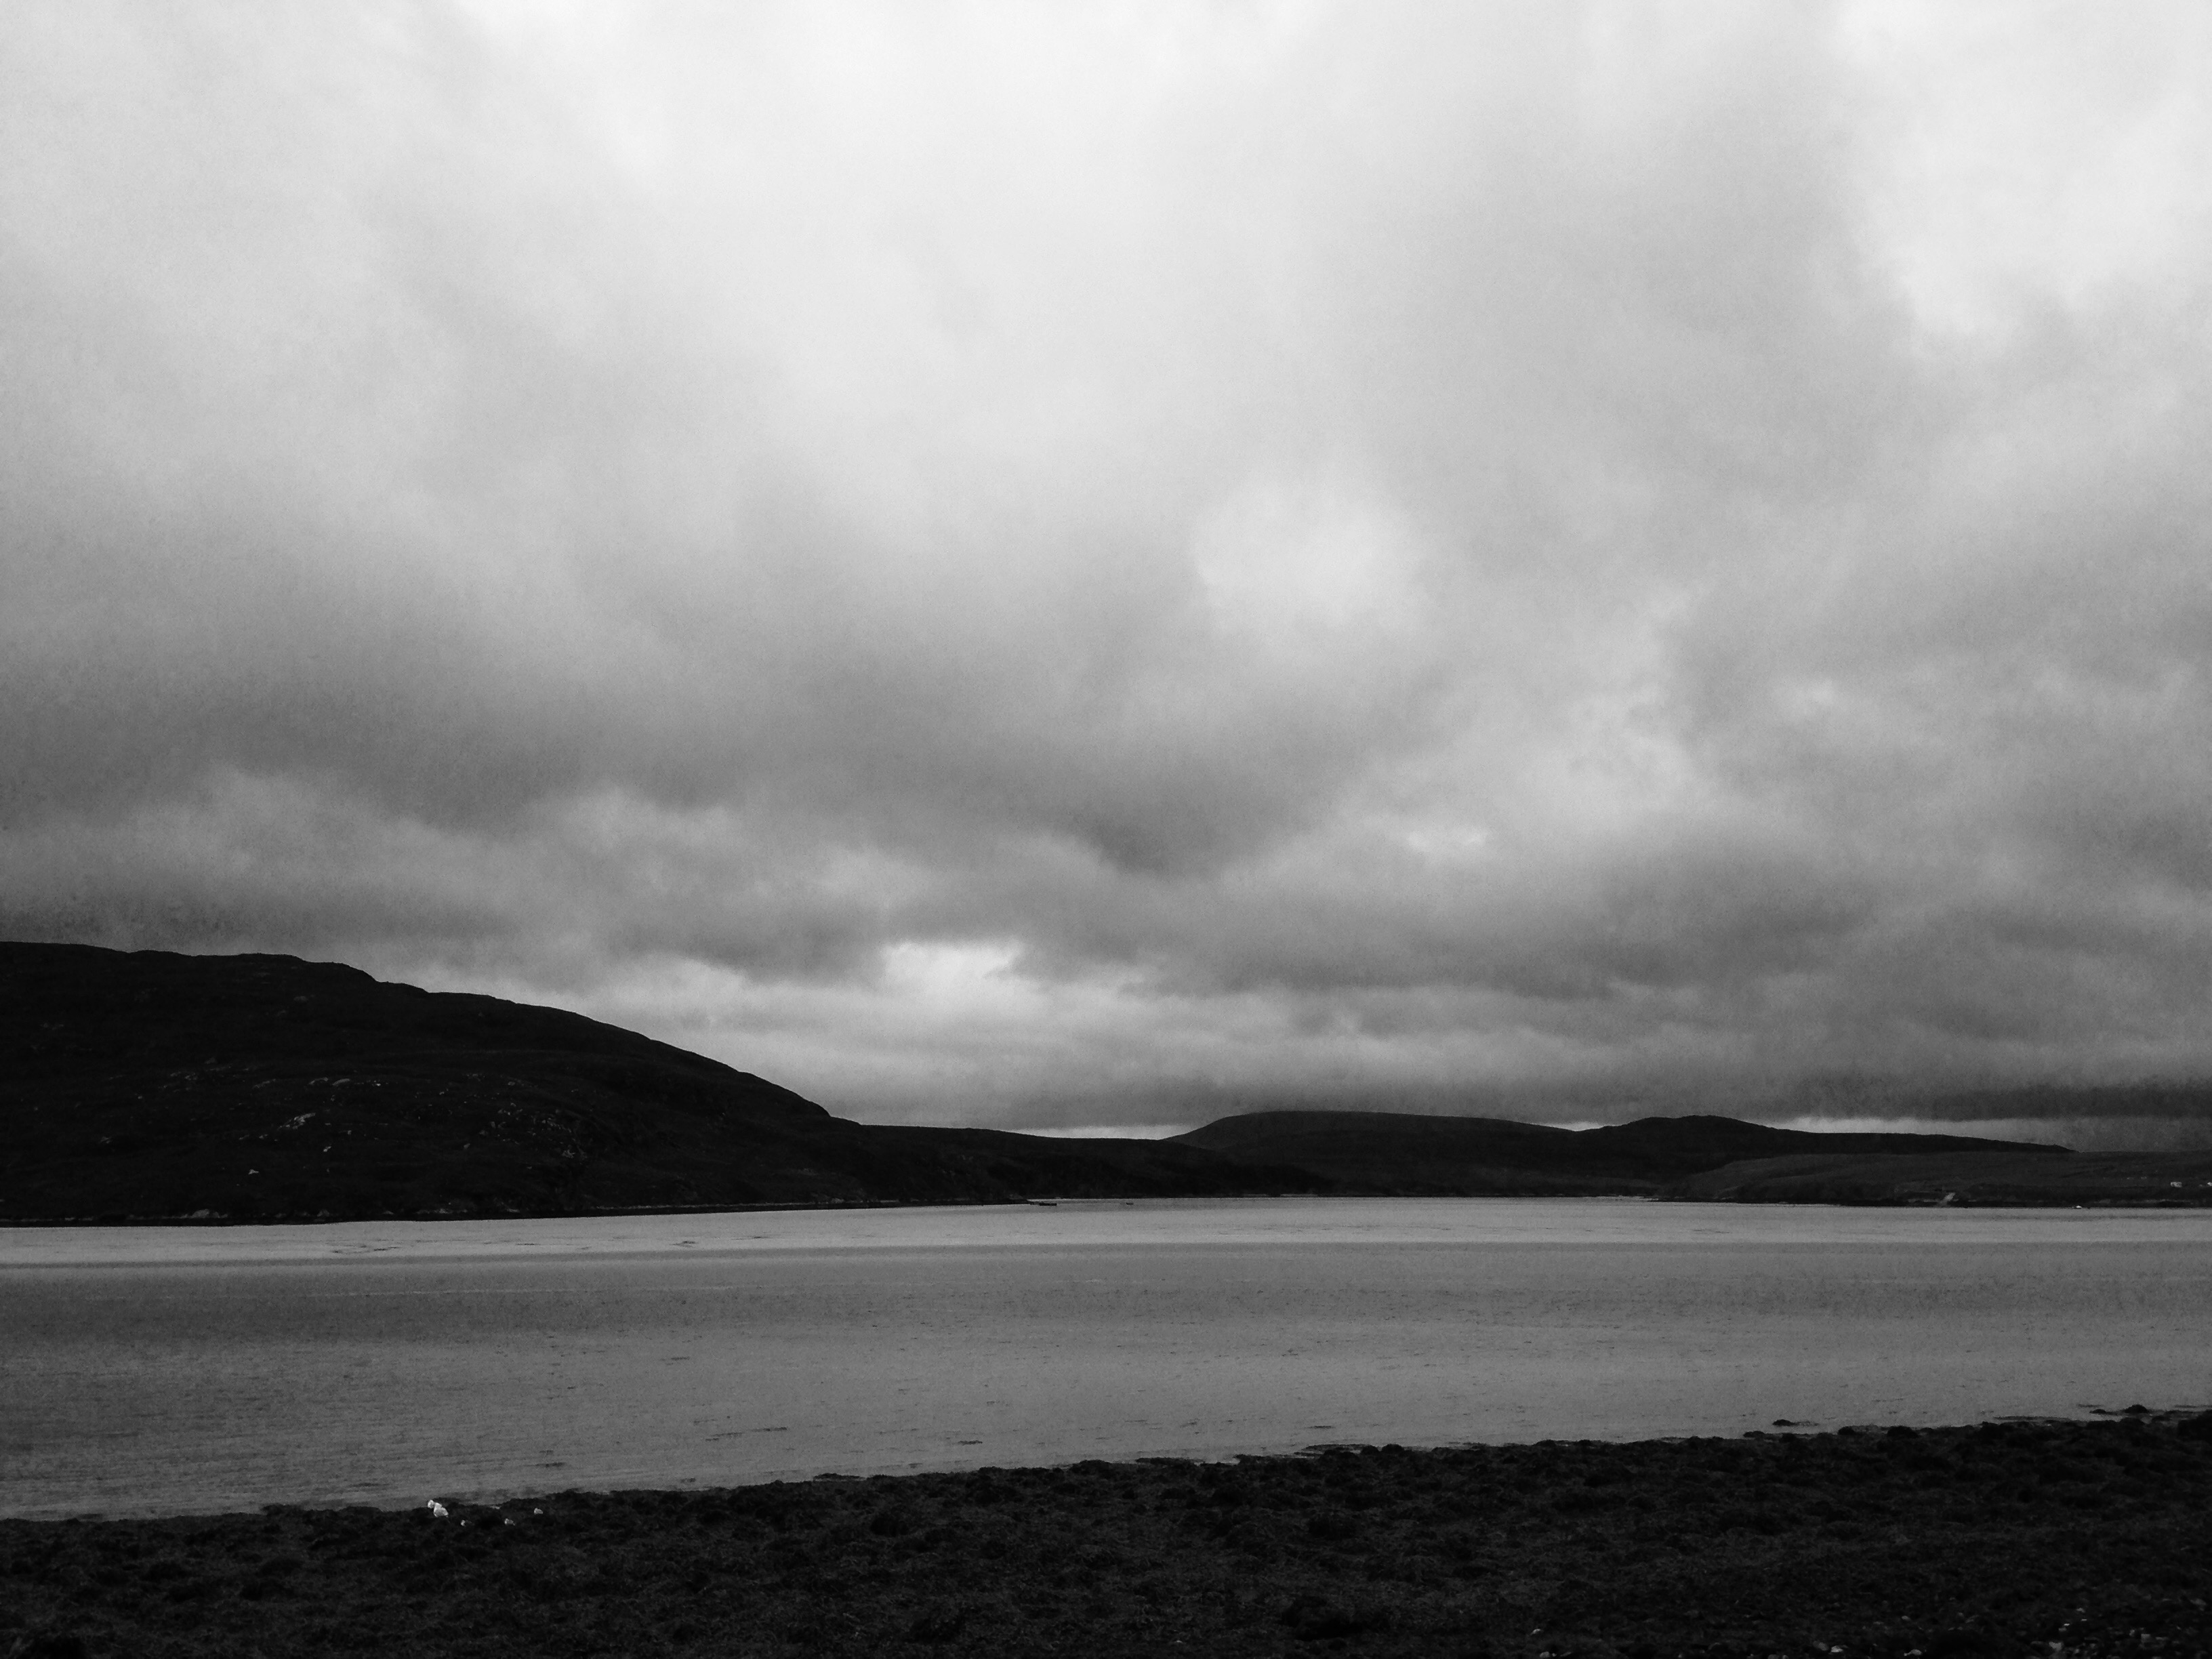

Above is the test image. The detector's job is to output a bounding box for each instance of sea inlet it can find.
[4,1197,2207,1519]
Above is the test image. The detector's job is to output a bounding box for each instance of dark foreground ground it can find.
[6,1415,2209,1659]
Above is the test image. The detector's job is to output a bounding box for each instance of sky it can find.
[5,2,2210,1141]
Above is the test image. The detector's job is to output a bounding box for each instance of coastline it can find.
[7,1413,2208,1658]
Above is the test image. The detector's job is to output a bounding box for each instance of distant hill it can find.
[0,943,1319,1221]
[1170,1109,2066,1197]
[8,944,2206,1221]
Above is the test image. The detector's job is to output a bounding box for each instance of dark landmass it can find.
[7,1414,2209,1658]
[1172,1110,2068,1197]
[1667,1148,2212,1207]
[6,942,2208,1221]
[0,943,1319,1221]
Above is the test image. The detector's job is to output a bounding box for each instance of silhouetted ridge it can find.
[4,942,825,1118]
[0,943,1319,1221]
[1172,1108,2067,1195]
[8,944,2201,1220]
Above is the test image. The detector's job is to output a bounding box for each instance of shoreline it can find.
[7,1413,2208,1658]
[7,1187,2210,1230]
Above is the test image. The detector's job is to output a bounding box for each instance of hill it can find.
[1170,1109,2064,1196]
[0,943,1318,1221]
[9,943,2206,1220]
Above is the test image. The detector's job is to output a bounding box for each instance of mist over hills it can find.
[3,943,2207,1221]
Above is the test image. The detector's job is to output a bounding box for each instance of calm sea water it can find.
[4,1198,2208,1519]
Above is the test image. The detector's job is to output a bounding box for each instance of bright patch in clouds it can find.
[4,1,2209,1137]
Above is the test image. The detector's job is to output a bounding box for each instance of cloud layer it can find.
[6,2,2210,1131]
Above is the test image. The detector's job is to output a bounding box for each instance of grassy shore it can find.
[5,1414,2209,1658]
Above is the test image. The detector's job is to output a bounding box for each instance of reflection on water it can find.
[4,1198,2209,1519]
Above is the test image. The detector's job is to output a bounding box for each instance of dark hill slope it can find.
[1174,1109,2066,1195]
[0,943,1318,1221]
[5,941,829,1118]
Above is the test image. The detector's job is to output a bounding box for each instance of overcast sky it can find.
[5,2,2209,1136]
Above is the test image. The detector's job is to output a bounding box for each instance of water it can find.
[4,1198,2208,1519]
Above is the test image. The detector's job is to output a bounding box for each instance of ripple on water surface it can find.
[5,1198,2209,1518]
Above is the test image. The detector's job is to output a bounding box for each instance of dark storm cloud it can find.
[5,2,2209,1129]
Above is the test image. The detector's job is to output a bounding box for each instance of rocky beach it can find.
[6,1412,2209,1659]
